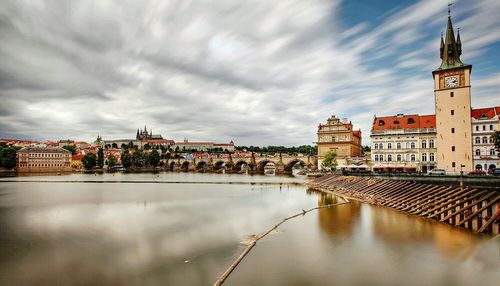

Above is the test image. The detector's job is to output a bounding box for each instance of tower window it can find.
[450,92,454,97]
[451,110,454,115]
[452,146,455,151]
[451,128,455,133]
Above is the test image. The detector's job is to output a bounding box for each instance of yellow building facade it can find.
[317,115,362,169]
[433,13,473,173]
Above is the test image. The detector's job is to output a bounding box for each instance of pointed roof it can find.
[434,10,470,72]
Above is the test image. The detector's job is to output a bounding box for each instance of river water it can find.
[0,173,498,285]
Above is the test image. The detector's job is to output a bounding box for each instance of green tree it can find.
[493,131,500,155]
[97,148,104,168]
[107,155,116,168]
[322,150,338,171]
[148,149,160,167]
[82,153,97,169]
[0,147,17,169]
[121,151,132,168]
[62,145,77,155]
[133,150,145,167]
[144,143,151,150]
[112,143,118,149]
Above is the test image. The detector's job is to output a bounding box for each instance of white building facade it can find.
[370,114,437,173]
[471,107,500,171]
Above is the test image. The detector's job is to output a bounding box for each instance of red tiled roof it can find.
[495,106,500,116]
[146,139,174,143]
[214,143,234,146]
[419,115,436,128]
[72,154,83,161]
[352,130,362,137]
[471,107,495,119]
[175,142,213,145]
[0,138,38,143]
[372,114,436,131]
[372,114,420,131]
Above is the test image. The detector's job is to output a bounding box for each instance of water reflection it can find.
[0,174,496,286]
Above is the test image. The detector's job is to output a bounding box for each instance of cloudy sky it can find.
[0,0,499,146]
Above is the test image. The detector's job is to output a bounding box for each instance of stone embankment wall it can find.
[309,175,500,235]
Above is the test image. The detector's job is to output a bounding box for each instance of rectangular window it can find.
[451,110,454,115]
[452,162,456,168]
[451,128,455,133]
[452,146,455,151]
[450,92,454,97]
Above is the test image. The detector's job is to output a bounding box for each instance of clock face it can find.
[445,76,458,88]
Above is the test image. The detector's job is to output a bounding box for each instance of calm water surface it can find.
[0,173,498,285]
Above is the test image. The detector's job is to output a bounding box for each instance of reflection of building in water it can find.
[369,205,481,260]
[316,192,361,237]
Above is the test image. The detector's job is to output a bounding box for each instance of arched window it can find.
[429,153,435,162]
[476,126,479,131]
[475,149,480,156]
[408,118,415,124]
[490,125,494,130]
[379,143,383,149]
[411,154,416,162]
[388,154,392,162]
[482,137,488,144]
[490,137,494,144]
[491,149,496,156]
[380,155,384,161]
[410,142,416,149]
[374,143,378,149]
[397,143,401,149]
[397,154,402,161]
[374,155,379,161]
[429,140,435,148]
[421,140,427,149]
[422,153,427,162]
[482,125,486,131]
[475,137,481,144]
[388,143,392,149]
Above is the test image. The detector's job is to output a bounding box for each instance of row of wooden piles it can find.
[310,175,500,235]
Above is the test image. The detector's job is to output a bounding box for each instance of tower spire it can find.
[435,4,467,71]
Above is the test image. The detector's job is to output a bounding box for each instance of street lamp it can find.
[460,164,466,187]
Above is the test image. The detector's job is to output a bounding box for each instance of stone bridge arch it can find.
[284,159,307,173]
[196,160,207,171]
[233,160,250,172]
[256,160,275,173]
[181,161,190,172]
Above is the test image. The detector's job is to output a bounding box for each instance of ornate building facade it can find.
[370,114,437,173]
[316,115,362,169]
[17,147,72,173]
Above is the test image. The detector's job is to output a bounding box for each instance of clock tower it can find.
[432,9,472,173]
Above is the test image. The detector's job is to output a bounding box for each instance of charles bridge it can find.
[161,154,318,174]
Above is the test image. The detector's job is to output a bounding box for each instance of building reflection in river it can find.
[309,189,484,261]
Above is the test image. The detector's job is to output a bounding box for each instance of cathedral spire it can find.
[440,32,444,59]
[435,5,468,71]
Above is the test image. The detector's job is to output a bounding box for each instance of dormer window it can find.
[393,120,400,125]
[408,118,415,124]
[378,120,385,126]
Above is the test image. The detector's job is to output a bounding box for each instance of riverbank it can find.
[308,175,500,235]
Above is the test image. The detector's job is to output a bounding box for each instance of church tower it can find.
[432,7,472,173]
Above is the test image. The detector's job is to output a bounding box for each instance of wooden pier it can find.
[309,175,500,235]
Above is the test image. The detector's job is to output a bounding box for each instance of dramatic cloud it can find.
[0,0,499,145]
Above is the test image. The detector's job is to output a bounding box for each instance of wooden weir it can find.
[309,175,500,235]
